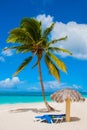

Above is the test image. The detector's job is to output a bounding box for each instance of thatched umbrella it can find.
[51,88,85,122]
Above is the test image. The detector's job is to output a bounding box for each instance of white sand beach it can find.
[0,99,87,130]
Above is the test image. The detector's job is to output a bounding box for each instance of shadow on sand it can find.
[10,108,60,113]
[10,109,80,123]
[10,108,48,113]
[70,117,80,122]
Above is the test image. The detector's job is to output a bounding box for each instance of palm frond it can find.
[20,18,42,41]
[13,56,33,76]
[4,45,32,53]
[47,52,67,73]
[44,54,60,81]
[7,28,35,44]
[47,36,67,46]
[32,61,38,69]
[43,23,55,38]
[48,47,72,55]
[55,36,67,41]
[32,54,42,69]
[15,46,32,53]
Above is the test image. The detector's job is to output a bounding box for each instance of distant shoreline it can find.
[0,93,86,105]
[0,91,87,96]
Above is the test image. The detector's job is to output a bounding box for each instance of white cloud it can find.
[44,80,82,91]
[26,81,63,92]
[2,47,13,56]
[51,21,87,60]
[27,80,82,92]
[27,87,40,91]
[26,79,82,92]
[0,77,23,88]
[0,47,13,62]
[36,14,53,28]
[0,56,5,62]
[44,81,65,90]
[72,84,82,89]
[36,14,87,60]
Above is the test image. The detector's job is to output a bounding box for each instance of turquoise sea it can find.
[0,92,87,104]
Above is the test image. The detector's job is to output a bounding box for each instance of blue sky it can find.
[0,0,87,93]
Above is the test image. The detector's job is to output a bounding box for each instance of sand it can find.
[0,99,87,130]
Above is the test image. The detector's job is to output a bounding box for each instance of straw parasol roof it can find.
[51,88,85,102]
[51,88,85,122]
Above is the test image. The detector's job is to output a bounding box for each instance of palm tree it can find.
[6,18,72,111]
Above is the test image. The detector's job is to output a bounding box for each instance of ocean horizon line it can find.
[0,91,87,96]
[0,91,86,105]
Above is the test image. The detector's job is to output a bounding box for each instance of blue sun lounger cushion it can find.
[35,115,53,123]
[35,114,66,123]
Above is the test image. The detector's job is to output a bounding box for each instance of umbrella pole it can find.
[66,98,70,122]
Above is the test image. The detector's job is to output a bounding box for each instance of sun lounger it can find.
[34,114,66,123]
[35,115,53,123]
[50,114,66,123]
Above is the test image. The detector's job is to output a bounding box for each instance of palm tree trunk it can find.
[38,56,54,111]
